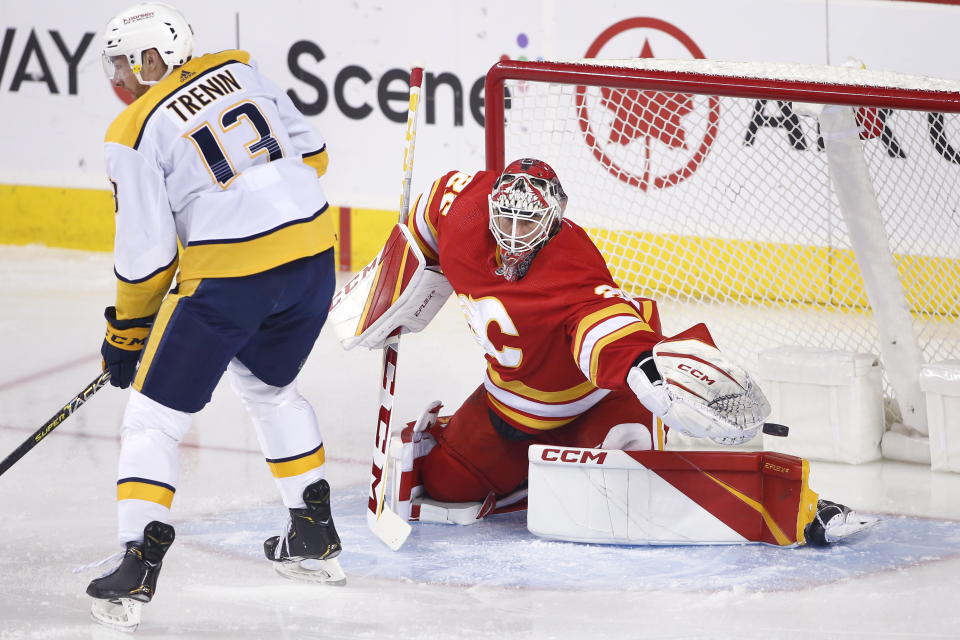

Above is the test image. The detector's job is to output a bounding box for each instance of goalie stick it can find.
[366,67,424,551]
[0,370,111,477]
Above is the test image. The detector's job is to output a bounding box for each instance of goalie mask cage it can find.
[484,59,960,446]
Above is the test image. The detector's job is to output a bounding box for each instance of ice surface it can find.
[1,246,959,639]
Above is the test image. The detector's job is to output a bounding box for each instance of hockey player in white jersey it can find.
[85,3,344,631]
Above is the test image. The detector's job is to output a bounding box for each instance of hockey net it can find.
[485,59,960,442]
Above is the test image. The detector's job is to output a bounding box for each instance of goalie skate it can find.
[805,499,879,546]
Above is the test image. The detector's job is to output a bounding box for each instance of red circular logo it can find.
[577,17,720,191]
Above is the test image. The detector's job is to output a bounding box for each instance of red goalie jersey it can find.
[406,169,662,434]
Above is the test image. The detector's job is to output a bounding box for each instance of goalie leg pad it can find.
[527,445,819,546]
[420,386,531,499]
[390,402,515,525]
[386,401,442,520]
[413,486,530,525]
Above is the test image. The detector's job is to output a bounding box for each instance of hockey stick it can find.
[0,370,111,477]
[366,67,424,551]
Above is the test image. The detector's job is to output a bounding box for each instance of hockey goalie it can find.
[330,158,877,547]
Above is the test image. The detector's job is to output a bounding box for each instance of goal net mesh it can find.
[489,59,960,427]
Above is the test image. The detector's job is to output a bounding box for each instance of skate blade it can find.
[90,597,142,632]
[827,513,881,543]
[273,556,346,586]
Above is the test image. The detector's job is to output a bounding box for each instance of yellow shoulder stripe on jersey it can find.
[405,193,439,262]
[117,479,175,508]
[487,394,577,431]
[115,258,178,321]
[265,445,326,478]
[178,208,335,280]
[640,299,655,324]
[106,50,253,148]
[422,177,445,241]
[487,364,597,403]
[302,147,329,177]
[588,322,651,384]
[572,303,649,360]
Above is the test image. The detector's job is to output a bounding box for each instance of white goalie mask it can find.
[101,2,194,85]
[488,158,568,281]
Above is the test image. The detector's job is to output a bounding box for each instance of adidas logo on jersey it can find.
[179,70,196,82]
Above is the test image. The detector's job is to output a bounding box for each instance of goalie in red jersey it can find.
[331,158,876,547]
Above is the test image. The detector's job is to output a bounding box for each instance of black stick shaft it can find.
[0,371,111,477]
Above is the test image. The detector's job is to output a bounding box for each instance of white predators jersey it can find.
[105,50,334,320]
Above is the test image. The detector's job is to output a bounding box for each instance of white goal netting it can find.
[488,59,960,430]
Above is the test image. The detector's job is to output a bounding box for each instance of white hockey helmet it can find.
[101,3,194,85]
[488,158,568,280]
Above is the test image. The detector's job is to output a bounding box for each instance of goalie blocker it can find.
[329,224,452,350]
[527,444,877,546]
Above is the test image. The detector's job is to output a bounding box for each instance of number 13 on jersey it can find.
[185,99,283,187]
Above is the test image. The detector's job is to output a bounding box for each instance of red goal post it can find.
[485,59,960,171]
[483,58,960,455]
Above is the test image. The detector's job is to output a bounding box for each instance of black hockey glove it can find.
[101,306,153,389]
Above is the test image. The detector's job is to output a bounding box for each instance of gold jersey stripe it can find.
[266,446,326,478]
[487,394,577,431]
[302,148,329,177]
[640,299,655,324]
[117,480,175,508]
[487,364,596,403]
[588,322,652,383]
[407,194,439,262]
[115,259,178,321]
[406,221,438,261]
[422,178,444,241]
[178,211,335,280]
[133,278,203,391]
[106,50,252,148]
[572,303,647,361]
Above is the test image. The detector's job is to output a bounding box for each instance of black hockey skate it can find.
[805,499,878,546]
[264,478,345,585]
[86,520,175,631]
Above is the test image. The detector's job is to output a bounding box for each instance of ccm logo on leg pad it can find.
[539,448,608,464]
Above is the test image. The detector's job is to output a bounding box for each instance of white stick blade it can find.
[370,506,412,551]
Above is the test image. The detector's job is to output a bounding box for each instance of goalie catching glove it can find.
[627,324,770,445]
[329,224,452,350]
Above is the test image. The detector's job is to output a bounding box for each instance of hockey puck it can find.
[762,422,789,437]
